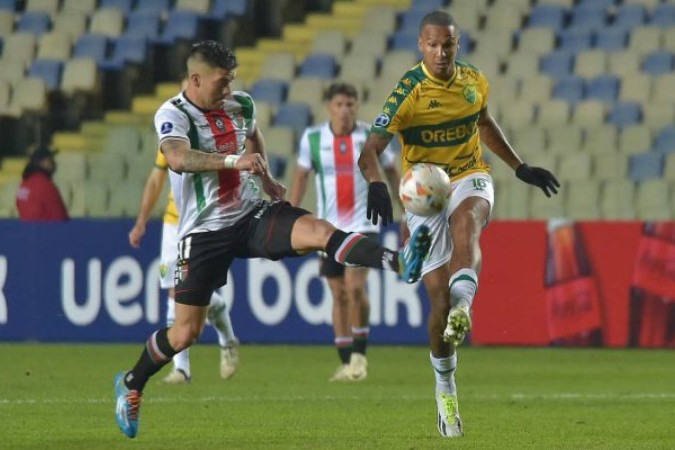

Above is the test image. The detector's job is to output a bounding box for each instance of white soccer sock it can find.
[207,291,237,347]
[167,296,191,376]
[430,352,457,395]
[449,268,478,310]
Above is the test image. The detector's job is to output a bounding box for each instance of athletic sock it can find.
[430,352,457,395]
[335,336,353,364]
[352,327,369,355]
[207,291,237,347]
[449,268,478,310]
[325,230,398,272]
[125,328,177,392]
[172,349,191,377]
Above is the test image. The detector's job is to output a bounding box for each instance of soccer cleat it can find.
[442,306,472,347]
[349,353,368,381]
[399,225,432,283]
[436,391,463,438]
[329,364,353,382]
[114,371,142,439]
[220,340,240,380]
[162,369,191,384]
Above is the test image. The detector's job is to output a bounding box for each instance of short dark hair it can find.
[189,40,238,70]
[324,82,359,101]
[419,10,458,34]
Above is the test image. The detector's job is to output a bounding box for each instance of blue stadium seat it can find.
[552,76,585,103]
[210,0,248,19]
[614,4,647,29]
[586,74,620,102]
[607,101,642,128]
[105,35,148,68]
[650,4,675,28]
[642,51,674,77]
[411,0,445,10]
[125,11,161,39]
[399,9,427,34]
[135,0,171,14]
[157,10,201,43]
[595,27,628,52]
[299,53,337,79]
[577,0,615,7]
[540,51,574,78]
[249,79,287,107]
[0,0,15,11]
[458,30,473,58]
[527,5,567,29]
[629,152,663,182]
[653,126,675,154]
[28,59,63,90]
[558,29,594,53]
[390,30,419,52]
[273,102,312,138]
[569,5,608,31]
[100,0,134,14]
[267,154,287,180]
[73,34,109,63]
[17,11,50,36]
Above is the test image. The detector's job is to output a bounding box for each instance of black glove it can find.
[367,181,393,226]
[515,163,560,197]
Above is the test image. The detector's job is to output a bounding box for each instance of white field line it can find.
[1,392,675,406]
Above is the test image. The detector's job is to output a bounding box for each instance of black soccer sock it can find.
[337,344,353,365]
[352,327,369,356]
[124,327,177,392]
[325,230,399,272]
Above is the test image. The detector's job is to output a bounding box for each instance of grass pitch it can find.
[1,344,673,449]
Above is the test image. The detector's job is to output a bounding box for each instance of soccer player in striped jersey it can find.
[114,40,432,439]
[289,82,400,382]
[129,148,240,385]
[358,11,559,438]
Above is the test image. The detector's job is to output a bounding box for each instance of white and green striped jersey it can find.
[297,120,396,233]
[154,91,260,239]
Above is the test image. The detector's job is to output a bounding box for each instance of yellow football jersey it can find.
[372,61,491,180]
[154,150,179,225]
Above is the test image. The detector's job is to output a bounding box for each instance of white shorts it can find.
[159,222,178,289]
[405,172,494,277]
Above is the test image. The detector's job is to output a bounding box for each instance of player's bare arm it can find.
[477,107,523,170]
[129,167,167,248]
[358,132,392,183]
[161,138,267,174]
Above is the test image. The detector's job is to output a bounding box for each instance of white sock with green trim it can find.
[449,268,478,310]
[430,352,457,395]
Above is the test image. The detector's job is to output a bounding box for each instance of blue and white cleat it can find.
[399,225,431,283]
[114,371,142,438]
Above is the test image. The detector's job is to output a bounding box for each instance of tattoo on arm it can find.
[162,138,225,173]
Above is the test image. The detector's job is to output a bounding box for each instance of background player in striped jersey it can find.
[114,41,431,438]
[128,148,240,385]
[358,11,559,438]
[289,82,400,382]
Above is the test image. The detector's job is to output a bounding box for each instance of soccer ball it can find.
[399,163,452,216]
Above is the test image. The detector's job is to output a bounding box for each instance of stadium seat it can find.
[636,179,671,220]
[362,6,397,35]
[0,58,25,86]
[619,125,652,155]
[600,179,636,219]
[340,53,377,86]
[249,79,287,107]
[518,76,553,103]
[125,11,162,39]
[527,5,567,29]
[652,73,675,104]
[629,152,663,182]
[558,152,592,182]
[496,180,531,219]
[17,11,50,36]
[571,100,606,127]
[642,50,673,76]
[287,77,326,107]
[398,9,427,35]
[663,28,675,51]
[273,102,312,138]
[505,52,539,78]
[411,0,445,10]
[582,125,618,154]
[547,125,583,155]
[517,28,556,55]
[1,32,37,66]
[540,50,574,78]
[311,30,347,60]
[299,53,337,79]
[265,126,295,158]
[51,11,88,44]
[135,0,171,14]
[175,0,211,14]
[511,128,547,153]
[565,180,600,220]
[608,102,642,128]
[73,34,109,64]
[390,29,420,53]
[650,3,675,28]
[607,51,641,77]
[595,27,629,53]
[499,101,536,130]
[615,4,648,29]
[618,73,652,103]
[552,76,585,103]
[210,0,248,19]
[89,8,125,38]
[28,59,62,90]
[653,126,675,154]
[628,26,662,55]
[0,0,15,11]
[0,78,9,109]
[482,5,523,33]
[537,100,570,128]
[593,153,629,181]
[104,35,148,69]
[259,52,296,82]
[379,50,418,86]
[663,153,675,180]
[157,10,201,43]
[7,77,47,114]
[61,0,97,15]
[568,4,608,31]
[99,0,134,15]
[36,31,71,61]
[0,10,12,37]
[585,74,620,103]
[557,28,594,53]
[642,103,675,132]
[574,49,608,78]
[60,57,98,94]
[349,30,389,58]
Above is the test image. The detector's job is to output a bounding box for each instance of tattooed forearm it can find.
[161,139,225,173]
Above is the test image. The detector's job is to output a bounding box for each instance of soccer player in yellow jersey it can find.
[358,11,559,438]
[129,149,240,384]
